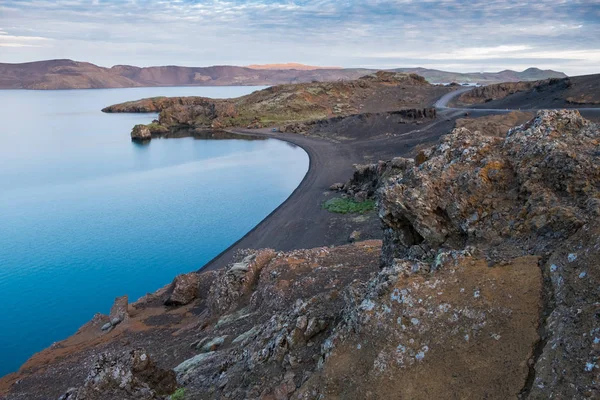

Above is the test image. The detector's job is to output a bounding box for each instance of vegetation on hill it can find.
[104,71,453,135]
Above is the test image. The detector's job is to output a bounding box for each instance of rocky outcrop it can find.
[379,109,599,264]
[104,75,451,134]
[359,71,428,85]
[58,349,177,400]
[164,273,200,306]
[101,295,129,331]
[131,124,152,141]
[457,75,600,110]
[456,78,567,105]
[456,77,576,106]
[332,158,414,202]
[205,249,276,315]
[377,110,599,398]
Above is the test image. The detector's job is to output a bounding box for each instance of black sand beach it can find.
[201,111,464,271]
[201,88,600,272]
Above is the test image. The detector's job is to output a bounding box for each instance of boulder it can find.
[131,124,152,141]
[164,272,200,306]
[109,295,129,325]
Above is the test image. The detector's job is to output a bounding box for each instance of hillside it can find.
[102,71,453,136]
[0,59,566,89]
[3,110,599,399]
[246,63,342,70]
[455,74,600,108]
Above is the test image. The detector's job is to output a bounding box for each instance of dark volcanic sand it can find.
[202,86,600,272]
[201,110,465,271]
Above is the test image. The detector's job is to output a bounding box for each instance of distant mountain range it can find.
[0,59,567,90]
[246,63,343,70]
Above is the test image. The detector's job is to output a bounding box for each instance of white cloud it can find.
[0,32,53,48]
[0,0,598,75]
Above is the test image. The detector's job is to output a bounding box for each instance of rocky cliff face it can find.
[455,80,554,105]
[458,74,600,110]
[3,110,598,399]
[377,110,600,398]
[456,75,600,109]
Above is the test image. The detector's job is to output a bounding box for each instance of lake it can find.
[0,86,309,377]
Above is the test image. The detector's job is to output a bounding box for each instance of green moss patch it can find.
[322,198,376,214]
[171,388,186,400]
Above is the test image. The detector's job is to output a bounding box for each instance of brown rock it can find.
[164,272,200,306]
[131,124,151,141]
[109,295,129,325]
[299,256,542,399]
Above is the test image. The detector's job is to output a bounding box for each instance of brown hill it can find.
[246,62,342,70]
[102,71,452,134]
[0,59,567,89]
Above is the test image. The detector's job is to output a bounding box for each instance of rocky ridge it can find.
[455,74,600,110]
[454,78,562,105]
[2,110,598,399]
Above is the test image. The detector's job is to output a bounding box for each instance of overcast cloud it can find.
[1,0,599,75]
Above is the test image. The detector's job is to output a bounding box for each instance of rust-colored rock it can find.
[164,272,200,306]
[298,256,542,399]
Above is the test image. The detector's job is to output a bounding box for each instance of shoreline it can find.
[199,128,316,272]
[1,88,560,382]
[200,92,600,273]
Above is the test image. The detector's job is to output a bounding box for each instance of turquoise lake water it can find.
[0,87,308,377]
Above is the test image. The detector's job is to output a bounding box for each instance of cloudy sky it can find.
[1,0,599,75]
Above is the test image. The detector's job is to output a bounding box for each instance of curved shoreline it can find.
[198,127,363,270]
[199,129,316,271]
[200,91,600,273]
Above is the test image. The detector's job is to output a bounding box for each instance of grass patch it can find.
[146,122,169,133]
[322,197,376,214]
[171,388,186,400]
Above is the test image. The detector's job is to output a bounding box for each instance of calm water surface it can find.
[0,86,308,376]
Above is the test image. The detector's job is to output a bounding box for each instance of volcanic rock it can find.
[131,124,151,141]
[109,295,129,325]
[164,272,200,306]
